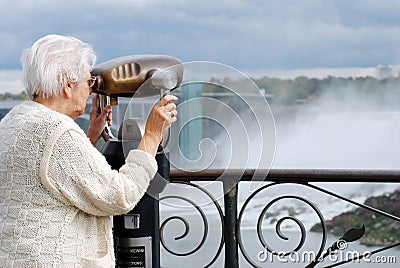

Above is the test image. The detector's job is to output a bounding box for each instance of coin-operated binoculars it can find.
[91,55,183,267]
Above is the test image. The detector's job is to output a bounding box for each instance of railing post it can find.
[223,180,239,268]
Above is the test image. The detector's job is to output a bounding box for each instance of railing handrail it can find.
[170,168,400,182]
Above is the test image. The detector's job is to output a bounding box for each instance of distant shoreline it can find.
[0,66,397,95]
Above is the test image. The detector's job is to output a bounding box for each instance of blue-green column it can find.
[179,82,203,167]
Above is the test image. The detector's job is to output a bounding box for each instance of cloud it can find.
[0,0,399,71]
[0,70,23,94]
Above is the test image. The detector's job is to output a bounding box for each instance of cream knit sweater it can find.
[0,100,157,267]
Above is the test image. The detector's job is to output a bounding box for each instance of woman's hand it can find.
[138,95,178,156]
[87,94,113,146]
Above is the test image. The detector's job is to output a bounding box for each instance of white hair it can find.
[21,34,97,99]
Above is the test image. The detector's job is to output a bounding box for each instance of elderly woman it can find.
[0,35,178,267]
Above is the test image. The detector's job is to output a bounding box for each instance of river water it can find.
[0,100,23,109]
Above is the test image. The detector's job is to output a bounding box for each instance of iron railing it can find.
[159,169,400,267]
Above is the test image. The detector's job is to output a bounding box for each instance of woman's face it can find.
[70,71,92,118]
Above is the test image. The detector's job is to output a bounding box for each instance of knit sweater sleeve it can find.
[40,128,158,216]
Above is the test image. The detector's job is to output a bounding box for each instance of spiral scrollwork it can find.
[238,183,328,267]
[159,181,224,267]
[160,195,207,256]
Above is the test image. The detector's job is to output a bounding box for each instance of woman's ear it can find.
[63,82,73,98]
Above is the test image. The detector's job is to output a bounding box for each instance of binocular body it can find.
[92,55,183,268]
[91,54,183,105]
[91,54,183,142]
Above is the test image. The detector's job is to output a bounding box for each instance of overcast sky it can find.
[0,0,400,75]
